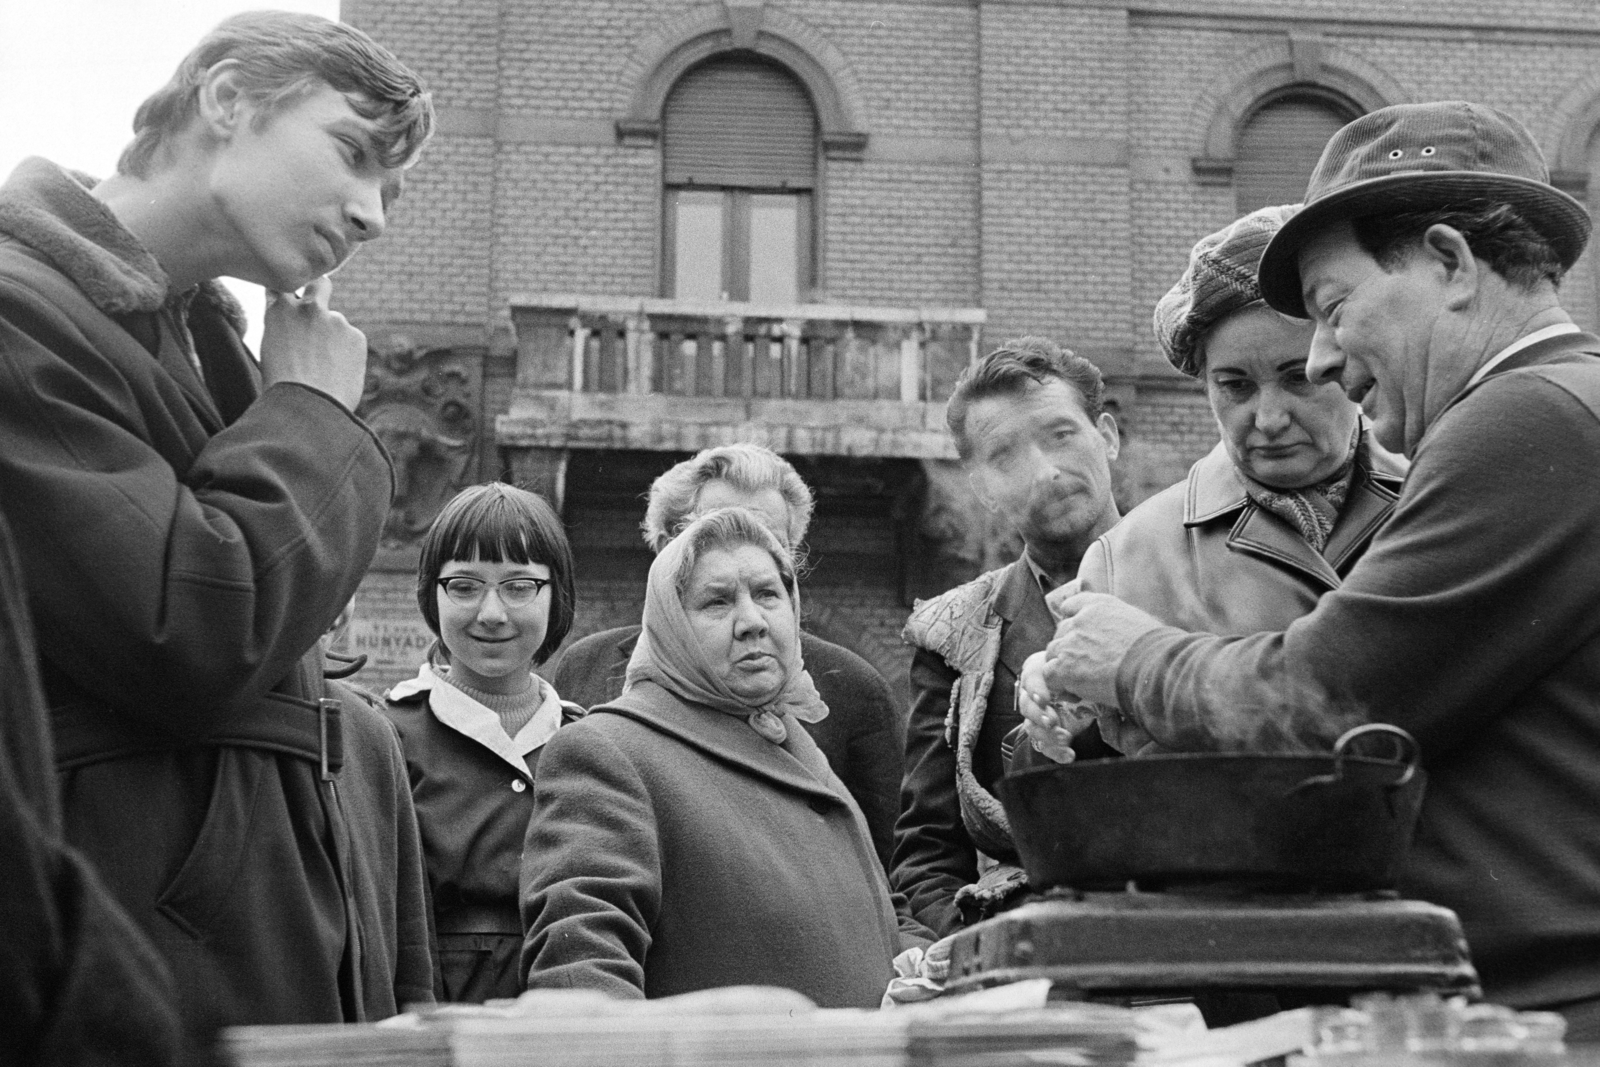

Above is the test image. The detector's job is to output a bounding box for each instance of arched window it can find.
[661,56,817,304]
[1235,90,1360,214]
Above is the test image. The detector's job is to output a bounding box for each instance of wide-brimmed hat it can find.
[1258,101,1591,317]
[1154,203,1299,376]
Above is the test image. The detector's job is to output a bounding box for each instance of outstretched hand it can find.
[259,276,368,411]
[882,935,955,1006]
[1039,591,1169,710]
[1017,649,1095,763]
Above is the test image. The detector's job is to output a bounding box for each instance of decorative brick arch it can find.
[1544,73,1600,200]
[1188,36,1408,185]
[614,1,868,159]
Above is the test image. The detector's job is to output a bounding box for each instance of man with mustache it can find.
[1025,102,1600,1035]
[894,337,1121,936]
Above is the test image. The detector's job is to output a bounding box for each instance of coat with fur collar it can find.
[892,556,1118,936]
[0,157,404,1037]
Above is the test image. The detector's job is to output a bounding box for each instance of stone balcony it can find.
[498,294,986,460]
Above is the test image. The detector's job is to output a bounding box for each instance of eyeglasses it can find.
[436,576,552,607]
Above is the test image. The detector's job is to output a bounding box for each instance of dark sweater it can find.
[1113,333,1600,1022]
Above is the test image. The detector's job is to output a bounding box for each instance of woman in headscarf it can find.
[519,507,930,1007]
[1021,204,1406,759]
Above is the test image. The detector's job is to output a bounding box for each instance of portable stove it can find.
[944,885,1479,1003]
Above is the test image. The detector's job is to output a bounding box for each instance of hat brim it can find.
[1258,171,1592,317]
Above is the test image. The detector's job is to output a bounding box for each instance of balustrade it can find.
[501,295,985,460]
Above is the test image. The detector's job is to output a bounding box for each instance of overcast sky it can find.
[0,0,343,348]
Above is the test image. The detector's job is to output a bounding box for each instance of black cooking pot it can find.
[997,724,1426,892]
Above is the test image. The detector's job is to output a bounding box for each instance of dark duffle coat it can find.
[520,680,925,1008]
[0,503,189,1067]
[0,157,416,1040]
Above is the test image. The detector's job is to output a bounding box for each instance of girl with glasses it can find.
[381,482,581,1002]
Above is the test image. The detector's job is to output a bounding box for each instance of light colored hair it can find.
[642,443,814,554]
[666,507,798,602]
[117,10,433,178]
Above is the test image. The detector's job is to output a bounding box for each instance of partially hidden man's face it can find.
[208,81,407,292]
[1299,220,1457,458]
[964,377,1120,547]
[690,480,793,548]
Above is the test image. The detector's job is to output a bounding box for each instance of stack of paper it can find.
[219,1023,449,1067]
[223,982,1168,1067]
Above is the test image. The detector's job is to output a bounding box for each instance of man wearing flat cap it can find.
[1023,101,1600,1031]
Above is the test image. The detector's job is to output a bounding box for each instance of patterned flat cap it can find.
[1153,203,1300,377]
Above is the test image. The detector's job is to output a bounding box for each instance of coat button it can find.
[512,779,527,792]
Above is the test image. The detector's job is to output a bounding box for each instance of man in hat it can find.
[1022,101,1600,1031]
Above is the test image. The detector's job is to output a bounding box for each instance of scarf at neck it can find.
[623,515,828,744]
[1240,428,1364,554]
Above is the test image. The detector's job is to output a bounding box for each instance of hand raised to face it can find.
[259,276,368,410]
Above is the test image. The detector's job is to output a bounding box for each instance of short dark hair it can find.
[118,11,433,178]
[1350,199,1565,292]
[945,336,1106,461]
[415,483,575,666]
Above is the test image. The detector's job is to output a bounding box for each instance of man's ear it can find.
[967,471,1001,515]
[1421,223,1480,311]
[1096,412,1120,463]
[194,61,252,141]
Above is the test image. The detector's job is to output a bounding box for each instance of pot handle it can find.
[1286,723,1420,795]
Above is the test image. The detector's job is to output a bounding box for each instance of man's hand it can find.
[259,276,368,411]
[1017,649,1094,763]
[882,935,954,1006]
[1041,592,1169,709]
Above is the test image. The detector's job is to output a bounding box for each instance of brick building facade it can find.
[335,0,1600,701]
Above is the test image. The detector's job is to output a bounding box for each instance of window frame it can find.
[1232,84,1363,216]
[657,54,821,304]
[661,187,814,303]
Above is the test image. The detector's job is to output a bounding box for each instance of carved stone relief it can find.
[358,336,485,560]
